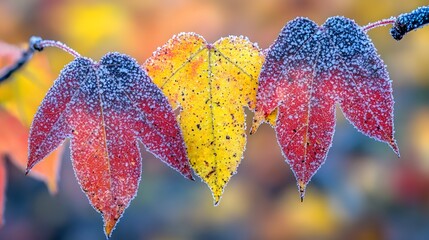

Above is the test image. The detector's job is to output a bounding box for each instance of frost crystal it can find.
[391,6,429,40]
[255,17,398,198]
[144,33,264,205]
[27,52,192,237]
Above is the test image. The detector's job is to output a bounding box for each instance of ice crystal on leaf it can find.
[144,33,264,205]
[27,52,193,237]
[252,17,399,200]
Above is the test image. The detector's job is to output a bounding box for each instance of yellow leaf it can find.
[0,41,21,103]
[251,108,277,134]
[0,42,52,127]
[144,33,264,204]
[0,41,62,193]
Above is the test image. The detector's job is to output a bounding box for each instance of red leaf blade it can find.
[255,17,398,198]
[28,53,192,237]
[325,17,399,155]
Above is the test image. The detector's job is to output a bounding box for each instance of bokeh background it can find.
[1,0,429,239]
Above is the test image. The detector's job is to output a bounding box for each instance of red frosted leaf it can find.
[253,17,398,199]
[27,52,192,237]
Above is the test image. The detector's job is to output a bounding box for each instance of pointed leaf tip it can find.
[212,188,222,206]
[188,174,195,181]
[29,52,191,236]
[298,179,306,202]
[390,139,400,157]
[104,218,116,238]
[213,196,221,206]
[144,33,264,203]
[250,111,264,135]
[256,17,397,196]
[251,109,277,135]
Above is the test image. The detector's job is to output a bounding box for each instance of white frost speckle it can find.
[256,16,397,194]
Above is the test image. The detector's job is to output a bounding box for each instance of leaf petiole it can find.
[0,36,81,84]
[0,44,35,83]
[363,6,429,39]
[30,36,81,58]
[362,17,396,32]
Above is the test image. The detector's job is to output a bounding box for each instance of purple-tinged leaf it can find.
[253,17,398,199]
[27,53,192,237]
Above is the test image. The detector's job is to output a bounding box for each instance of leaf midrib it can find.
[93,64,114,208]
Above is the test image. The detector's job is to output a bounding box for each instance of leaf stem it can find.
[0,45,35,83]
[0,36,81,84]
[362,17,396,32]
[31,36,81,58]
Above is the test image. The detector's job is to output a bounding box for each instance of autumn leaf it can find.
[0,40,63,194]
[0,108,62,191]
[0,108,63,226]
[252,17,399,199]
[0,41,52,125]
[0,40,63,227]
[144,33,264,204]
[27,52,193,237]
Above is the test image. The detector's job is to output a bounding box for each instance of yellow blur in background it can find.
[0,0,429,239]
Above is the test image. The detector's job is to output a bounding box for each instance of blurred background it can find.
[1,0,429,239]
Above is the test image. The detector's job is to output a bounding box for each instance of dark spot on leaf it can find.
[206,168,216,178]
